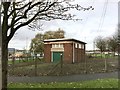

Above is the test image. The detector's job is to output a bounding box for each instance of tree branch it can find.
[8,2,44,29]
[8,2,32,18]
[15,2,43,23]
[7,2,56,42]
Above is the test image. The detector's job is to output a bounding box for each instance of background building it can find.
[44,38,86,63]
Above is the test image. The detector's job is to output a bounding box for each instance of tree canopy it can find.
[44,28,65,39]
[30,28,65,54]
[95,31,118,56]
[107,36,117,52]
[95,36,106,53]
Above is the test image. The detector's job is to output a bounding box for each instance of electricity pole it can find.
[0,1,2,89]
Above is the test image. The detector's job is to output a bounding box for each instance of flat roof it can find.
[44,38,86,44]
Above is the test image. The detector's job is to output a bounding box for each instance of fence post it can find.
[104,52,108,72]
[35,54,37,76]
[60,53,63,74]
[85,55,87,74]
[105,58,107,72]
[12,56,15,73]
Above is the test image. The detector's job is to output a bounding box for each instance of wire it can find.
[82,0,95,30]
[97,0,109,36]
[76,0,95,42]
[76,0,95,36]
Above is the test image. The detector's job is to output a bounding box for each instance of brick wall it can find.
[78,49,85,62]
[44,41,86,64]
[44,44,51,63]
[64,43,73,63]
[74,44,85,63]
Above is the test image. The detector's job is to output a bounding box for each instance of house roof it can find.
[44,38,86,44]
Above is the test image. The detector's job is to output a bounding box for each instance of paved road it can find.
[8,72,118,83]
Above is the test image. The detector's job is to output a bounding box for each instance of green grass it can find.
[90,53,117,59]
[8,78,118,88]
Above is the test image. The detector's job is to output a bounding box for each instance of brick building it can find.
[44,38,86,63]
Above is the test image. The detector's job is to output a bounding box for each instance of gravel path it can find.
[8,72,118,83]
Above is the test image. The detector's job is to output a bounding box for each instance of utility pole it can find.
[0,49,1,90]
[118,1,120,88]
[0,1,2,89]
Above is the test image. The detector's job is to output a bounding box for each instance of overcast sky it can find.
[8,0,119,50]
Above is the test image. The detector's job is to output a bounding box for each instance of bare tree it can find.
[107,34,118,56]
[1,1,93,89]
[95,36,106,57]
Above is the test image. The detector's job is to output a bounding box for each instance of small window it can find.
[54,44,57,48]
[52,44,63,48]
[75,43,78,48]
[52,44,55,48]
[60,44,63,48]
[56,44,59,48]
[79,44,81,48]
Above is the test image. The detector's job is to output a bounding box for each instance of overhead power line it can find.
[97,0,109,35]
[80,0,96,32]
[76,0,95,40]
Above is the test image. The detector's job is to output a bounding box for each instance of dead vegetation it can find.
[8,57,118,77]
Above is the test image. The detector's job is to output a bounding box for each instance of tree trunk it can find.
[2,2,11,89]
[2,41,8,90]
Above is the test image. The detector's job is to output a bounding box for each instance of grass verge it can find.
[8,78,118,88]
